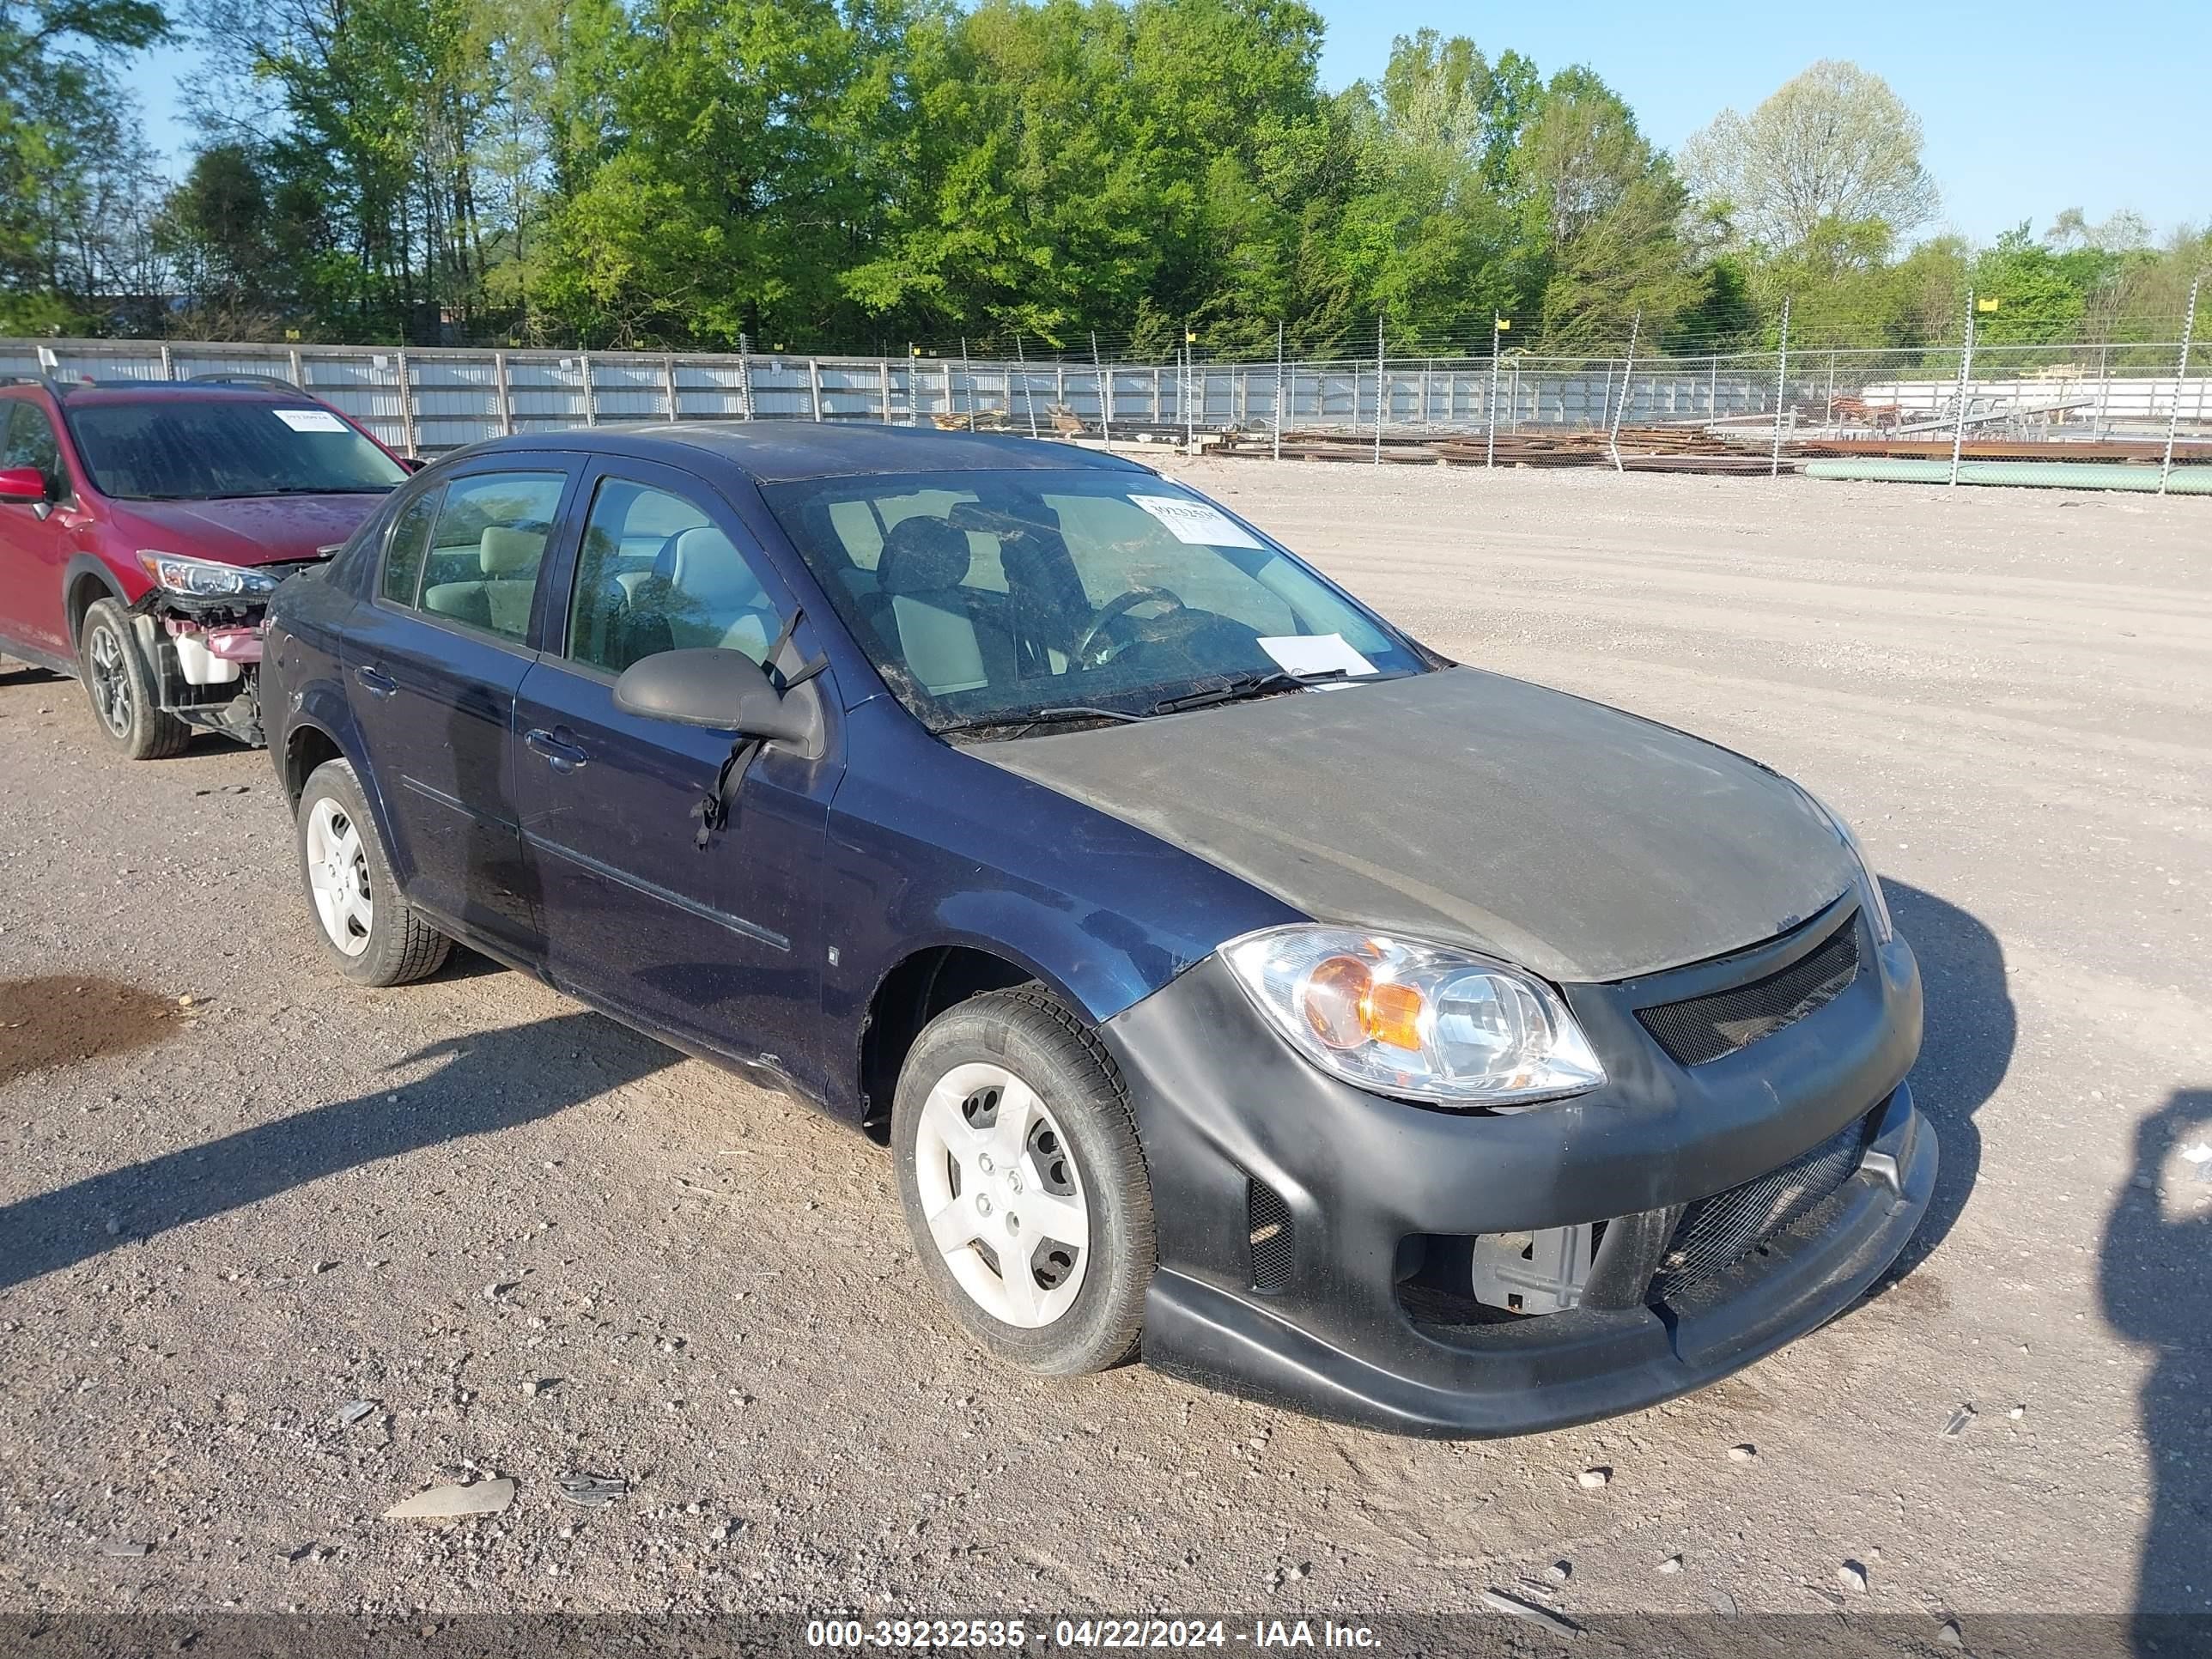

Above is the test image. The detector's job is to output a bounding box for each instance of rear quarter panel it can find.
[264,563,395,843]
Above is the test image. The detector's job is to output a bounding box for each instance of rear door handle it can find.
[355,665,396,698]
[524,727,588,773]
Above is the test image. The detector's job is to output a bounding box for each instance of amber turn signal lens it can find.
[1363,980,1425,1051]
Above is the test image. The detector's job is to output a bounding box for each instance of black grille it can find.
[1637,917,1861,1067]
[1650,1116,1869,1300]
[1247,1179,1294,1292]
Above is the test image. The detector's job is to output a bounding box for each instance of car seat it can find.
[611,526,778,666]
[422,525,544,635]
[875,516,1016,696]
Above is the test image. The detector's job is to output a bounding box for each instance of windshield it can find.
[763,469,1426,732]
[66,399,408,501]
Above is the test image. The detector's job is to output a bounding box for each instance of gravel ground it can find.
[1,463,2208,1634]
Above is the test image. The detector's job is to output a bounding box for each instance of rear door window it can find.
[407,471,566,642]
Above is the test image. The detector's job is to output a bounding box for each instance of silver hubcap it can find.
[915,1061,1089,1328]
[87,623,131,736]
[304,796,374,957]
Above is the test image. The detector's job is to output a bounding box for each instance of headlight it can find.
[1801,789,1894,943]
[1220,926,1606,1108]
[137,550,280,599]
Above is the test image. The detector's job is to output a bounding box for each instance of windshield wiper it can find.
[1147,667,1347,716]
[198,486,392,498]
[938,671,1354,738]
[939,705,1147,740]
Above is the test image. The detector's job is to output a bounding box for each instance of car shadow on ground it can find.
[2101,1088,2212,1643]
[426,944,511,982]
[1875,880,2015,1281]
[0,1009,679,1296]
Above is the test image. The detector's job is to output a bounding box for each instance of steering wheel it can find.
[1071,586,1188,665]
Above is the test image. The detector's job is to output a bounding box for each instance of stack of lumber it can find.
[1219,425,1796,474]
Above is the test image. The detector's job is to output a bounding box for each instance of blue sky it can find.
[128,0,2208,247]
[1309,0,2209,244]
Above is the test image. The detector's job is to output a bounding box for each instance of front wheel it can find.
[295,757,450,986]
[893,988,1155,1375]
[78,598,190,760]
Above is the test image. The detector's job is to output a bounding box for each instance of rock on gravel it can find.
[1480,1589,1578,1637]
[384,1479,516,1521]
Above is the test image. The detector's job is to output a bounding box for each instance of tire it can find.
[78,597,191,761]
[893,986,1155,1375]
[295,757,450,987]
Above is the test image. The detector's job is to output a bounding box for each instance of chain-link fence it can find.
[7,292,2206,492]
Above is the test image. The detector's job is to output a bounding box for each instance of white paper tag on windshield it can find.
[1130,493,1263,549]
[1258,633,1376,678]
[272,408,347,434]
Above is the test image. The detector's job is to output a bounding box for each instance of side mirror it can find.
[396,455,427,472]
[614,647,813,744]
[0,465,50,505]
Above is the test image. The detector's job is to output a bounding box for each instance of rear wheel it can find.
[78,597,190,760]
[296,757,449,986]
[893,988,1154,1375]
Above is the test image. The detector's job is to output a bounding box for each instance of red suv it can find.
[0,376,410,757]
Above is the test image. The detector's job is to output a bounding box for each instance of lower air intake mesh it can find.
[1650,1115,1869,1300]
[1247,1178,1294,1292]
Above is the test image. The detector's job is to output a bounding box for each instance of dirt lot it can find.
[2,464,2209,1638]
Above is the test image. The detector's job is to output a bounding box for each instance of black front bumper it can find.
[1097,898,1936,1437]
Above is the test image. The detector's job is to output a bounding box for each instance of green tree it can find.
[538,0,924,348]
[1510,65,1697,344]
[1680,61,1937,254]
[1972,223,2087,343]
[0,0,168,329]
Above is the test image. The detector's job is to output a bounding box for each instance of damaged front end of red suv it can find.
[129,545,349,745]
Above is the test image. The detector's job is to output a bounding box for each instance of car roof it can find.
[453,421,1155,485]
[4,379,322,408]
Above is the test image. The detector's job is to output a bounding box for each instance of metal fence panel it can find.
[5,335,2203,471]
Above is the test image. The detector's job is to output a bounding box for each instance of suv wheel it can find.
[893,988,1154,1375]
[296,757,450,986]
[79,598,190,760]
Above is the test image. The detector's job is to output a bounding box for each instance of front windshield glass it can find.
[67,399,408,501]
[763,469,1425,732]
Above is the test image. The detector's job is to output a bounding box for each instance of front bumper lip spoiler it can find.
[1140,1084,1936,1438]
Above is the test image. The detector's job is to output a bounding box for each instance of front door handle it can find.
[524,727,588,773]
[355,664,397,698]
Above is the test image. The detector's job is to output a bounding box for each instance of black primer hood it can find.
[975,665,1857,984]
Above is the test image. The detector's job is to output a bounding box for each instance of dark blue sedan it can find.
[263,422,1935,1436]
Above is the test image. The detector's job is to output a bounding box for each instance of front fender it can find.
[62,552,130,631]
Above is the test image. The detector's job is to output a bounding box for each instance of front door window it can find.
[566,477,785,672]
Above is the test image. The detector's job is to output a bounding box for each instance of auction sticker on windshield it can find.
[1130,494,1263,550]
[272,408,349,434]
[1259,633,1376,678]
